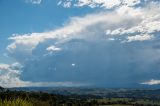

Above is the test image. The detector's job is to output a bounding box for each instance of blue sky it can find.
[0,0,160,88]
[0,0,94,63]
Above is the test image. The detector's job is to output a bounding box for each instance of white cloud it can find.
[46,45,61,52]
[122,0,141,6]
[107,15,160,36]
[71,63,76,67]
[6,1,160,65]
[7,7,143,56]
[26,0,42,4]
[8,2,160,55]
[0,63,85,88]
[64,2,72,8]
[75,0,121,9]
[141,79,160,85]
[57,0,72,8]
[126,34,154,42]
[58,0,158,9]
[0,64,10,70]
[0,63,22,88]
[105,3,160,42]
[7,32,56,55]
[59,1,72,8]
[116,6,142,17]
[107,38,115,41]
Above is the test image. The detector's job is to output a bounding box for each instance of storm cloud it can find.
[1,0,160,87]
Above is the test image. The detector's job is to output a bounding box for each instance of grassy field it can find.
[0,98,33,106]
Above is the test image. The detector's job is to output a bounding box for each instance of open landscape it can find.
[1,87,160,106]
[0,0,160,106]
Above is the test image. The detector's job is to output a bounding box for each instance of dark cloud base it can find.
[20,39,160,87]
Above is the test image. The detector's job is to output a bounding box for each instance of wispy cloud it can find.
[141,79,160,85]
[46,45,62,52]
[25,0,42,4]
[58,0,72,8]
[126,34,154,42]
[58,0,157,9]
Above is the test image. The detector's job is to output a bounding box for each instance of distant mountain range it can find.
[7,87,160,99]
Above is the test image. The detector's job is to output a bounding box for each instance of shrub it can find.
[0,98,33,106]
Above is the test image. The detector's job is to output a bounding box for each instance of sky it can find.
[0,0,160,88]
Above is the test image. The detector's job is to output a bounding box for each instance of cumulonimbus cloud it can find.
[1,0,160,87]
[8,2,160,55]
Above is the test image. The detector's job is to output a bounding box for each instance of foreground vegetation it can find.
[0,98,33,106]
[0,88,160,106]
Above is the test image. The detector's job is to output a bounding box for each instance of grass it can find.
[0,98,33,106]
